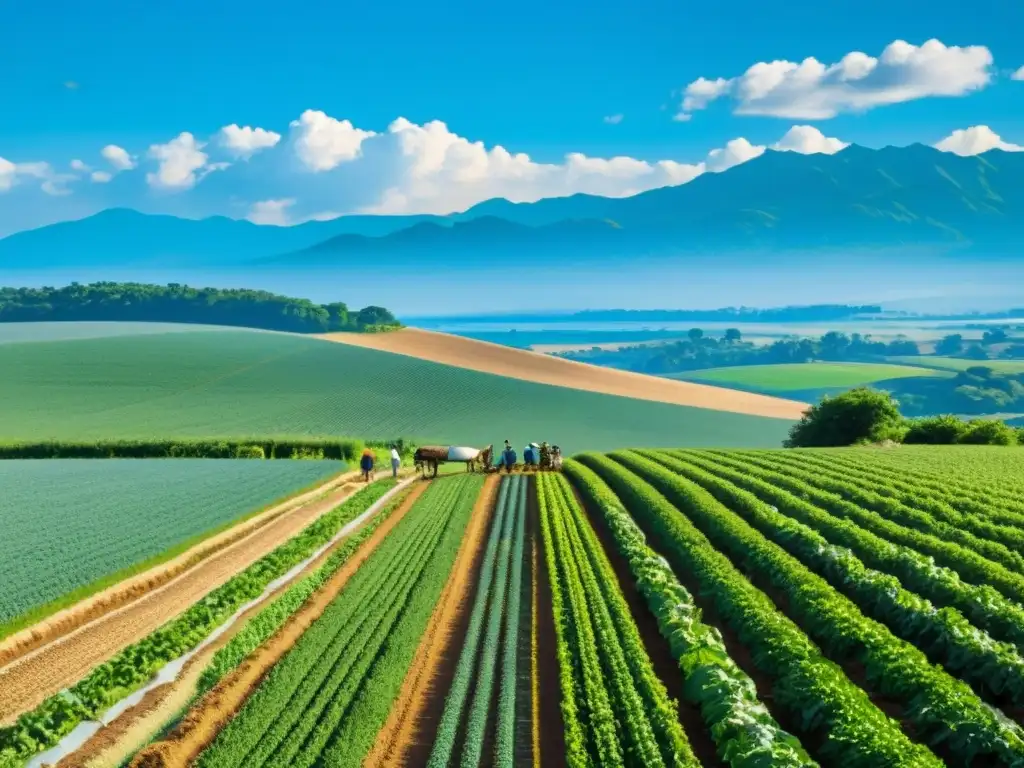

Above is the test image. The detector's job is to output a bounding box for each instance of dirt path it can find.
[317,328,807,420]
[364,474,500,767]
[0,469,358,670]
[0,475,390,723]
[58,481,420,768]
[128,481,430,768]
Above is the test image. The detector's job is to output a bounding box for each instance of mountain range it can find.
[1,143,1021,274]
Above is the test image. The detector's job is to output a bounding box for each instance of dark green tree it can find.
[784,387,905,447]
[935,334,964,355]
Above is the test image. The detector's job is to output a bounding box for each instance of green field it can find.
[888,355,1024,374]
[672,361,947,391]
[0,320,237,345]
[0,458,344,631]
[0,327,792,450]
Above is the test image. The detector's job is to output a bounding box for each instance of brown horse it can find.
[414,444,494,477]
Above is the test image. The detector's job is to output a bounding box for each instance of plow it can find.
[412,442,563,478]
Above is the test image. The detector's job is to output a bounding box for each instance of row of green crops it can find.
[675,451,1024,651]
[611,450,1024,766]
[196,474,482,768]
[538,471,699,768]
[0,478,397,768]
[696,451,1024,608]
[759,450,1024,551]
[642,451,1024,715]
[428,475,527,768]
[562,459,817,768]
[574,452,940,767]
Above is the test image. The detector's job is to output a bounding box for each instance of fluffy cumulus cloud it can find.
[247,198,296,225]
[678,39,993,120]
[772,125,849,154]
[102,144,136,171]
[219,124,282,158]
[290,110,376,171]
[0,158,74,195]
[1013,66,1024,81]
[146,132,227,190]
[934,125,1024,156]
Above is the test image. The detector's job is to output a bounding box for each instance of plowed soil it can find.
[128,481,430,768]
[365,474,499,767]
[317,328,807,419]
[0,470,356,671]
[0,476,382,723]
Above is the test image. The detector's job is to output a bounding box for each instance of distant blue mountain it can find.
[1,144,1021,273]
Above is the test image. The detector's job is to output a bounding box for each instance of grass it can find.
[0,459,345,635]
[888,356,1024,374]
[0,320,237,345]
[671,362,949,391]
[0,326,792,450]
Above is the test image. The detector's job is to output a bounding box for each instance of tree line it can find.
[0,282,400,334]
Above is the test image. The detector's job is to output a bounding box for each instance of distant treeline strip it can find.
[0,282,400,334]
[0,438,414,461]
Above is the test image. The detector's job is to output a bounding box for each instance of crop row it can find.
[759,450,1024,551]
[428,475,526,768]
[696,450,1024,608]
[0,478,398,768]
[613,450,1024,766]
[575,451,941,767]
[197,474,481,768]
[672,451,1024,651]
[780,451,1024,526]
[562,458,817,767]
[540,470,699,768]
[644,450,1024,716]
[723,451,1024,575]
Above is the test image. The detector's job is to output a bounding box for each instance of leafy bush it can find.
[903,415,969,444]
[785,388,905,447]
[959,419,1018,446]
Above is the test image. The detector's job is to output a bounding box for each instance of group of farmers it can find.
[359,445,402,482]
[498,439,561,472]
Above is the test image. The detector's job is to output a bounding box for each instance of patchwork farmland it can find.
[3,447,1024,767]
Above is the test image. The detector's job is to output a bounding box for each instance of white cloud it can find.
[934,125,1024,156]
[1013,66,1024,81]
[91,170,113,183]
[247,198,296,225]
[70,159,90,172]
[705,138,766,172]
[102,144,136,171]
[0,159,74,195]
[772,125,849,154]
[677,39,993,120]
[0,158,17,192]
[290,109,376,171]
[219,124,282,158]
[603,114,624,125]
[146,132,214,190]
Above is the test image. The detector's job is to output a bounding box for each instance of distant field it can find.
[0,327,793,450]
[670,361,948,391]
[0,320,240,345]
[888,355,1024,374]
[0,458,344,627]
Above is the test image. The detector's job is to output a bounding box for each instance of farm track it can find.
[127,480,430,768]
[53,479,416,768]
[0,469,357,669]
[365,474,499,767]
[0,474,380,722]
[317,327,808,419]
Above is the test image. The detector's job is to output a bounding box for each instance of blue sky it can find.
[1,0,1022,236]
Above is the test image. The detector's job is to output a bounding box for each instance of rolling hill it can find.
[0,324,800,450]
[2,144,1022,273]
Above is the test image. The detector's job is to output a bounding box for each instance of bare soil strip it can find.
[128,481,430,768]
[317,328,807,420]
[0,475,383,723]
[0,469,358,671]
[58,481,418,768]
[364,474,500,768]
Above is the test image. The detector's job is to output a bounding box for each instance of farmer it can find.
[360,448,375,483]
[502,443,517,474]
[390,445,401,478]
[523,444,535,468]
